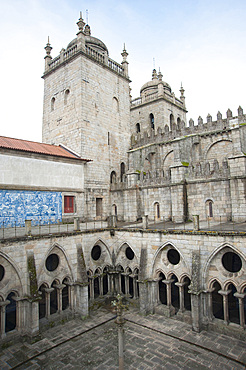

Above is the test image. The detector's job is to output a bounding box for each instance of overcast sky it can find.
[1,0,246,142]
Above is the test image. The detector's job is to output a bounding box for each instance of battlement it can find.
[130,107,246,149]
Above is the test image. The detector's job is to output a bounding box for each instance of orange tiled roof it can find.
[0,136,90,161]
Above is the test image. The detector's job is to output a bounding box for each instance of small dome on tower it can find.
[140,69,171,94]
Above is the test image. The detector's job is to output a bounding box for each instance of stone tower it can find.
[42,13,131,219]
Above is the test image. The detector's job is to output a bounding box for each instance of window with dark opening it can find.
[136,123,140,133]
[96,198,102,217]
[91,245,101,261]
[150,113,155,130]
[222,252,242,273]
[64,196,75,213]
[120,162,125,182]
[125,246,134,260]
[46,254,59,272]
[167,249,180,265]
[0,265,5,281]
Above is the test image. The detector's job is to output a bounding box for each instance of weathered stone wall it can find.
[42,52,131,219]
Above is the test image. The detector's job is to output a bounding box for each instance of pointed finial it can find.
[158,68,163,81]
[86,9,89,24]
[180,83,185,96]
[44,36,52,56]
[121,44,128,60]
[77,11,85,31]
[80,11,82,18]
[153,57,155,70]
[152,68,157,80]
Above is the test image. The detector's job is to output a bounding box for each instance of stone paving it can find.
[0,308,245,369]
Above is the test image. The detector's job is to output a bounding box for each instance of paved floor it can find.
[0,308,245,369]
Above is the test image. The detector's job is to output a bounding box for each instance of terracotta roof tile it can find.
[0,136,91,161]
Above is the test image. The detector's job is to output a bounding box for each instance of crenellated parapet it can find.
[130,107,246,150]
[43,12,129,79]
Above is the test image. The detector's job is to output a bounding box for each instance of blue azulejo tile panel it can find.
[0,190,62,227]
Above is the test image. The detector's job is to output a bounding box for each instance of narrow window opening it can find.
[96,198,102,217]
[136,123,141,133]
[64,196,75,213]
[150,113,155,130]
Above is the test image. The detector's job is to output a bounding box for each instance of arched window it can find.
[5,292,16,332]
[158,272,167,305]
[62,278,69,311]
[51,97,55,111]
[136,123,141,133]
[110,171,117,184]
[150,113,155,130]
[212,281,223,320]
[170,274,179,312]
[113,97,119,112]
[103,266,109,295]
[64,89,70,105]
[170,114,174,130]
[112,204,117,216]
[177,117,181,129]
[228,283,240,324]
[39,284,47,320]
[154,202,160,221]
[120,162,125,182]
[206,200,213,218]
[50,281,58,315]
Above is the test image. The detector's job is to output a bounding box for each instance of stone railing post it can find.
[143,215,148,229]
[25,219,32,236]
[193,215,200,231]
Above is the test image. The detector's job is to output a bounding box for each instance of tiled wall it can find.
[0,190,62,227]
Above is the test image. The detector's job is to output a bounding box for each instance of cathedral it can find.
[0,13,245,341]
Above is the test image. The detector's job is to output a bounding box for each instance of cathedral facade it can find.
[0,14,245,341]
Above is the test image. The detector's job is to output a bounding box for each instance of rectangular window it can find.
[96,198,102,217]
[64,196,74,213]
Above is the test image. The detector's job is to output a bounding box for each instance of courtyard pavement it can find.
[0,307,245,369]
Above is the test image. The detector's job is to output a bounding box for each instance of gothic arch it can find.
[205,139,233,164]
[152,242,188,277]
[203,243,245,288]
[37,243,74,286]
[91,238,111,259]
[0,252,24,298]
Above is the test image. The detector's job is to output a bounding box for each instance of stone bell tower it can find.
[42,13,131,219]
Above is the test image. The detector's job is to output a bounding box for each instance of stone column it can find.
[189,251,202,332]
[0,300,9,338]
[163,279,174,307]
[138,280,148,315]
[132,274,138,298]
[74,283,89,317]
[24,299,40,336]
[124,274,130,296]
[14,297,21,331]
[206,289,214,321]
[54,284,66,313]
[234,292,245,328]
[176,282,185,313]
[44,288,54,318]
[162,279,175,317]
[88,277,94,300]
[219,290,231,325]
[99,274,104,297]
[149,279,159,313]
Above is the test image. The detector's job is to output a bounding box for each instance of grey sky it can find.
[1,0,246,142]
